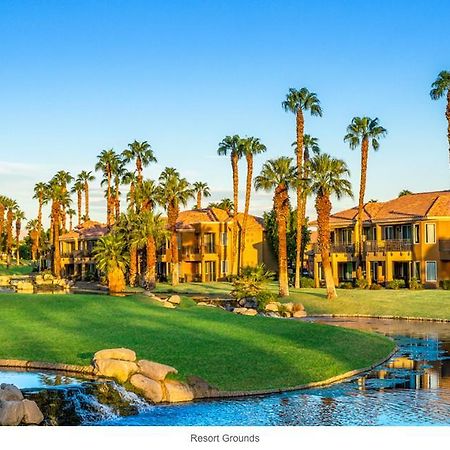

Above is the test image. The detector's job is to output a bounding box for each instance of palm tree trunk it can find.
[115,183,120,220]
[77,190,82,225]
[231,152,239,275]
[107,170,112,226]
[84,181,90,220]
[145,235,157,289]
[52,202,61,278]
[274,184,290,297]
[137,158,143,184]
[316,193,337,299]
[37,197,42,254]
[294,109,305,289]
[0,204,4,239]
[446,90,450,164]
[15,221,21,265]
[240,153,253,268]
[356,137,369,278]
[6,209,13,266]
[168,202,179,286]
[109,266,125,293]
[129,244,137,287]
[196,192,202,209]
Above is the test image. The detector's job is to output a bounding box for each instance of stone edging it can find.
[0,359,95,375]
[309,313,450,323]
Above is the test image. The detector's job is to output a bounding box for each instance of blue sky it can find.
[0,0,449,226]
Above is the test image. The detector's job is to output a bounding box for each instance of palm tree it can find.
[122,170,138,212]
[134,178,157,213]
[282,87,323,289]
[52,171,73,232]
[308,153,353,299]
[208,198,234,214]
[66,208,76,231]
[193,182,211,209]
[254,157,297,297]
[0,195,8,244]
[344,117,387,277]
[76,171,95,221]
[95,149,119,226]
[157,168,194,286]
[26,219,39,261]
[430,70,450,163]
[33,182,47,252]
[240,137,267,267]
[111,156,126,220]
[4,198,18,266]
[217,135,244,275]
[14,209,25,264]
[122,140,157,184]
[71,180,84,226]
[398,189,413,197]
[93,233,129,293]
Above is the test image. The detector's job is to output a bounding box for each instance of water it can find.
[1,317,449,426]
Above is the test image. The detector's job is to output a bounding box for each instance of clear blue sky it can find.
[0,0,449,226]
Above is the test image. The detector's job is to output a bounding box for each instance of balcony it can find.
[365,239,412,253]
[312,243,354,254]
[439,239,450,260]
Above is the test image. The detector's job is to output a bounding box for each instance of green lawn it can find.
[0,263,33,276]
[154,282,450,321]
[0,293,394,392]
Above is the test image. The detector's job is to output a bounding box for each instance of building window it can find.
[221,260,228,274]
[425,223,436,244]
[220,232,228,246]
[383,226,394,240]
[413,261,421,279]
[413,224,420,244]
[425,261,437,282]
[401,225,411,240]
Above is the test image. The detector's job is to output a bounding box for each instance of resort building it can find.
[157,207,276,282]
[311,190,450,288]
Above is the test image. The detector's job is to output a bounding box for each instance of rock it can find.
[16,281,34,291]
[0,400,24,426]
[266,312,280,318]
[233,307,247,314]
[205,304,216,307]
[43,273,54,281]
[93,358,138,382]
[284,302,294,312]
[0,384,24,401]
[265,302,279,312]
[186,376,219,399]
[163,380,194,403]
[137,360,178,381]
[0,275,11,286]
[293,310,307,318]
[129,374,163,403]
[167,295,181,305]
[282,311,292,318]
[197,302,209,306]
[163,302,176,309]
[94,348,136,362]
[243,309,258,316]
[22,399,44,425]
[292,303,305,312]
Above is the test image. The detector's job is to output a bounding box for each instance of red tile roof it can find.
[60,221,108,240]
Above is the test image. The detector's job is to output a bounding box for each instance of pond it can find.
[1,317,449,426]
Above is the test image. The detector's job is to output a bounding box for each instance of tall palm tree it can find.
[255,157,297,297]
[344,116,387,277]
[4,198,17,266]
[93,233,129,293]
[26,219,39,261]
[14,209,25,264]
[135,179,157,213]
[111,156,126,220]
[217,135,244,274]
[122,170,138,212]
[122,140,157,185]
[76,171,95,221]
[66,208,76,231]
[0,195,8,243]
[33,182,47,252]
[157,168,194,286]
[282,87,323,289]
[308,154,353,299]
[71,180,84,226]
[95,149,119,226]
[430,70,450,164]
[240,137,267,267]
[193,182,211,209]
[52,171,73,232]
[208,198,234,214]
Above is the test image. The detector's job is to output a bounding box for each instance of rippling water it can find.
[1,317,449,426]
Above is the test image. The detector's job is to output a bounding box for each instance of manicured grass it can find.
[154,282,450,321]
[0,293,394,392]
[0,263,33,276]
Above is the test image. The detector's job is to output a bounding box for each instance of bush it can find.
[355,278,369,289]
[386,279,406,290]
[230,264,274,301]
[441,280,450,290]
[369,283,383,290]
[409,278,423,290]
[255,290,277,311]
[338,282,354,289]
[299,277,315,288]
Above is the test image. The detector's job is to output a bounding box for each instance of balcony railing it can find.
[312,243,354,254]
[365,239,412,252]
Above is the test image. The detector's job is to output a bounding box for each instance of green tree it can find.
[430,70,450,163]
[76,170,95,221]
[96,149,120,226]
[122,140,157,184]
[398,189,413,197]
[193,182,211,209]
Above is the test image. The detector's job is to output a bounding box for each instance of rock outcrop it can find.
[0,384,44,426]
[137,360,178,381]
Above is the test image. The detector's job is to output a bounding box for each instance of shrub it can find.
[255,290,277,311]
[338,282,353,289]
[292,303,304,313]
[386,279,406,290]
[369,283,382,290]
[355,278,369,289]
[409,278,422,290]
[230,264,274,301]
[299,277,315,288]
[441,280,450,290]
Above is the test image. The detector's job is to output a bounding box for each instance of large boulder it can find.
[243,309,258,316]
[93,358,138,383]
[265,302,279,312]
[0,275,11,286]
[16,281,34,291]
[0,400,24,426]
[137,360,178,381]
[293,310,307,318]
[0,384,24,401]
[233,307,248,315]
[167,295,181,305]
[163,380,194,403]
[163,302,176,309]
[186,376,219,399]
[22,399,44,425]
[94,348,136,362]
[129,374,163,403]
